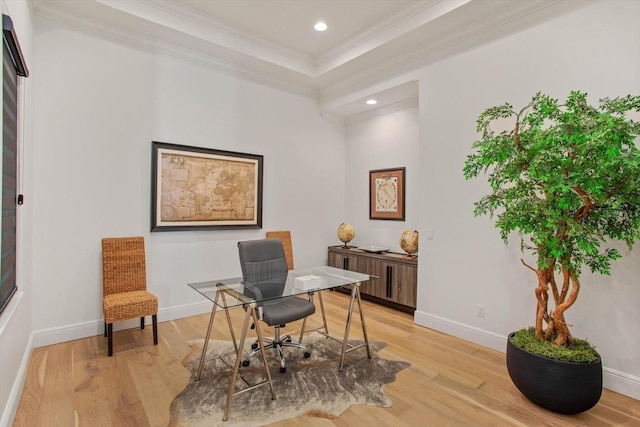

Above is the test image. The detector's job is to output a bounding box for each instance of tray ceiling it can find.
[31,0,580,119]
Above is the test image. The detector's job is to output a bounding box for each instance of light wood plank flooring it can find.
[13,291,640,426]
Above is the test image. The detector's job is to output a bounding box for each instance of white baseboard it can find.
[32,300,212,348]
[414,309,640,401]
[414,310,506,352]
[603,367,640,400]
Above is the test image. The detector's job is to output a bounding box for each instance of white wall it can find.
[415,0,640,398]
[0,1,34,426]
[30,17,346,345]
[344,105,420,253]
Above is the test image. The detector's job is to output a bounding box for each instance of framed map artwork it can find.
[151,141,263,231]
[369,167,405,221]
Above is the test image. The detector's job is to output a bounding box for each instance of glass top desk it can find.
[188,265,376,421]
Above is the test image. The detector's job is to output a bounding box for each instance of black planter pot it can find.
[506,332,602,414]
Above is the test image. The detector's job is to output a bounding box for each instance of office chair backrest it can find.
[238,239,288,286]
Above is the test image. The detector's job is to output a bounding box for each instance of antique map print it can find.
[369,167,404,221]
[159,151,258,224]
[375,176,398,212]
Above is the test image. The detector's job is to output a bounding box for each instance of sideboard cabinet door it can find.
[356,256,385,299]
[389,262,417,308]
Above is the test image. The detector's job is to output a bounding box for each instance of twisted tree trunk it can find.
[531,263,579,345]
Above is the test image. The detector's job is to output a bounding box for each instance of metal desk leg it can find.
[252,306,276,400]
[196,290,221,381]
[338,282,371,371]
[195,292,275,422]
[316,291,329,336]
[299,291,329,343]
[355,285,371,359]
[223,304,254,421]
[221,303,276,421]
[220,291,239,355]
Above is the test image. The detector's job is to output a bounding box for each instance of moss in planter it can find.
[512,327,600,363]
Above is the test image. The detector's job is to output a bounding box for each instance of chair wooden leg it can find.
[140,317,145,329]
[107,323,113,357]
[152,314,158,345]
[104,322,107,337]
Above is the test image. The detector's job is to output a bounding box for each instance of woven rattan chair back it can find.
[266,230,294,270]
[102,236,148,296]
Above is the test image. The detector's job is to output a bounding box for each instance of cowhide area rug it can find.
[169,332,410,426]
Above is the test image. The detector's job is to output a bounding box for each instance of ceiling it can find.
[31,0,580,120]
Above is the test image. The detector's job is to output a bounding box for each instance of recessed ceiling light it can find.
[314,22,328,32]
[366,99,378,105]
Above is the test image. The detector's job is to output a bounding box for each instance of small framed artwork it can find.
[369,167,405,221]
[151,141,263,231]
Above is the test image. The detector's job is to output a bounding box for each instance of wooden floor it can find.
[13,291,640,427]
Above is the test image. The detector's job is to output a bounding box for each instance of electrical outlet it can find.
[477,304,485,318]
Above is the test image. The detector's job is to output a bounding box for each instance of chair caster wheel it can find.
[280,367,286,373]
[304,351,311,358]
[251,343,258,350]
[242,360,250,367]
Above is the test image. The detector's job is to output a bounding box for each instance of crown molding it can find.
[141,0,454,78]
[143,0,314,63]
[319,111,346,126]
[320,71,420,116]
[346,97,418,124]
[32,2,320,99]
[320,0,565,103]
[316,0,469,75]
[96,0,317,76]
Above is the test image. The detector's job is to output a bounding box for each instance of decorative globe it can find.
[400,230,419,258]
[337,223,355,248]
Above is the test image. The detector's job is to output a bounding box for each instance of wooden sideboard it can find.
[327,245,417,313]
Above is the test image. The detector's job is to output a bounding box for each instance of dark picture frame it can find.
[369,167,405,221]
[151,141,263,231]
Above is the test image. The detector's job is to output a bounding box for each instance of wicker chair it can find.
[101,236,158,356]
[266,231,294,269]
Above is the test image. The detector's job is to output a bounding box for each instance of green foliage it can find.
[464,91,640,276]
[512,327,600,363]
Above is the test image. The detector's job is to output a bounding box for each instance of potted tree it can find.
[463,91,640,414]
